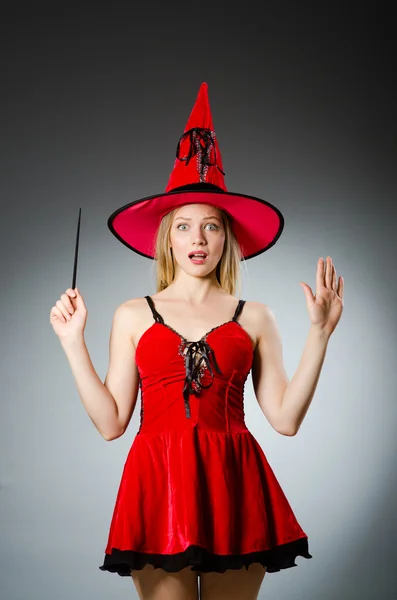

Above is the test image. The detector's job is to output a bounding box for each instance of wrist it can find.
[309,324,331,343]
[60,334,86,350]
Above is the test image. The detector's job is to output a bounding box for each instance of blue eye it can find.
[177,223,218,231]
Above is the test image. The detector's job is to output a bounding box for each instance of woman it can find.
[50,83,344,600]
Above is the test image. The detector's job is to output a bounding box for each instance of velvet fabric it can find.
[99,298,312,576]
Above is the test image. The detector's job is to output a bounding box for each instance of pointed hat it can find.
[108,82,284,260]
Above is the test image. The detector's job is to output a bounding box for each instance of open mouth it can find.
[189,253,208,263]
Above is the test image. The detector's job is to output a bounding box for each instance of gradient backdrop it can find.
[1,3,396,600]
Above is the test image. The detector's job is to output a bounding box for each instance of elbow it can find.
[103,433,121,442]
[284,428,297,437]
[276,421,298,437]
[276,412,298,437]
[102,427,125,442]
[277,427,297,437]
[101,417,126,441]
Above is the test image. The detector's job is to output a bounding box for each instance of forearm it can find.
[280,325,331,435]
[60,336,120,441]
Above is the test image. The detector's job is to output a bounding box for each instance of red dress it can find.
[99,296,312,576]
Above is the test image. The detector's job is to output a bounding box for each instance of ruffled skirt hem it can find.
[99,538,312,576]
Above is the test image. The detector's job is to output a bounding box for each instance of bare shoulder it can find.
[244,300,273,319]
[114,296,153,348]
[120,296,148,314]
[242,300,276,350]
[113,297,142,325]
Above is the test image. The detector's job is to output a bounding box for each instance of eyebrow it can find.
[174,216,221,221]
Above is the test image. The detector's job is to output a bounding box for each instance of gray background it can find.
[1,3,396,599]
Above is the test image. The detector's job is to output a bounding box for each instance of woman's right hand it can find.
[50,288,88,341]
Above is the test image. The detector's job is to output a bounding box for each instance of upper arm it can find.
[103,301,140,439]
[251,304,291,435]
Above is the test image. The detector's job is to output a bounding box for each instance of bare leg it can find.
[199,563,267,600]
[131,564,199,600]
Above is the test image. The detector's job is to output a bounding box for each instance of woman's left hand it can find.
[300,256,344,337]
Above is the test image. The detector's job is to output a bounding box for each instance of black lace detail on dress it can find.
[143,297,246,419]
[181,339,222,418]
[137,376,143,433]
[99,538,312,576]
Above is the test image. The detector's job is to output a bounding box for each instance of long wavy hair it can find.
[151,205,245,297]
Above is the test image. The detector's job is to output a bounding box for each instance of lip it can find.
[188,251,208,258]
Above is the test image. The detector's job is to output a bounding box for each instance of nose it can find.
[190,225,207,244]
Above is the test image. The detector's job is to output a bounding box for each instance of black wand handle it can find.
[72,208,82,290]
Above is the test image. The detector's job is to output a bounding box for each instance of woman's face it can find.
[169,203,226,275]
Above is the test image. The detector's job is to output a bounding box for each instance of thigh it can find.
[131,564,199,600]
[199,563,267,600]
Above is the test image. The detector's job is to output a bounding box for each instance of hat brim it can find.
[108,187,284,260]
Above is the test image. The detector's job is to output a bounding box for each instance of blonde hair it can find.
[152,205,244,297]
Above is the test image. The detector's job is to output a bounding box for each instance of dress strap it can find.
[146,296,245,325]
[232,299,246,322]
[144,296,164,324]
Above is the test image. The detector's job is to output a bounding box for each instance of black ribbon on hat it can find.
[181,339,222,418]
[176,127,226,182]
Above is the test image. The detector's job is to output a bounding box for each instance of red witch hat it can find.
[108,82,284,260]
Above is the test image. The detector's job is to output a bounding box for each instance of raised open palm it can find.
[300,256,344,336]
